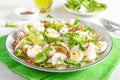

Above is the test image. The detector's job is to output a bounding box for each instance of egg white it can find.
[33,21,45,32]
[97,41,107,53]
[60,26,69,34]
[46,28,60,38]
[70,45,84,62]
[84,43,96,61]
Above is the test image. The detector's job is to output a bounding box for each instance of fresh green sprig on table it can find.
[65,0,107,12]
[5,22,18,28]
[46,14,53,18]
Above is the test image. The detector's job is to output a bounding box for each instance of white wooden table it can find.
[0,0,120,80]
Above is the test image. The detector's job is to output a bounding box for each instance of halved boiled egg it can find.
[70,45,84,62]
[97,41,107,53]
[33,21,45,32]
[84,43,96,61]
[45,28,60,38]
[27,45,42,58]
[60,26,69,34]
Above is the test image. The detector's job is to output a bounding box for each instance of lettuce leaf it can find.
[65,0,107,12]
[34,46,52,63]
[64,60,81,68]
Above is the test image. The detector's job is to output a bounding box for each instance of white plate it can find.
[64,5,98,16]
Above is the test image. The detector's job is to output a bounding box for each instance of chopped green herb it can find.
[64,60,81,68]
[46,14,53,18]
[34,46,52,63]
[34,52,48,63]
[5,22,18,28]
[27,24,33,29]
[58,57,63,62]
[65,0,107,12]
[79,43,85,51]
[14,49,24,58]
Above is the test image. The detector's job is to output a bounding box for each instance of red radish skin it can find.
[85,43,90,49]
[21,45,27,56]
[14,30,26,40]
[13,42,18,50]
[44,23,47,28]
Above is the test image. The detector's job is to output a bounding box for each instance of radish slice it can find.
[85,43,89,49]
[22,44,31,56]
[47,57,52,63]
[14,30,26,40]
[52,52,67,65]
[13,41,20,50]
[55,46,68,54]
[84,43,96,61]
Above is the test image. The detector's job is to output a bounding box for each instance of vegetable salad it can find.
[13,18,107,69]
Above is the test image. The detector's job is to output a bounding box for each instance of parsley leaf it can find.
[46,14,53,18]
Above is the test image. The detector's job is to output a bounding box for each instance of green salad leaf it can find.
[65,0,107,12]
[65,0,84,11]
[64,60,81,68]
[72,18,81,29]
[79,43,85,51]
[83,0,107,12]
[46,14,53,18]
[64,32,77,47]
[34,52,48,63]
[5,22,18,28]
[40,63,53,68]
[34,46,52,63]
[14,48,24,58]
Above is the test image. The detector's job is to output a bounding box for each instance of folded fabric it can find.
[0,35,120,80]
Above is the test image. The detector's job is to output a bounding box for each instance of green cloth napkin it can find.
[0,35,120,80]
